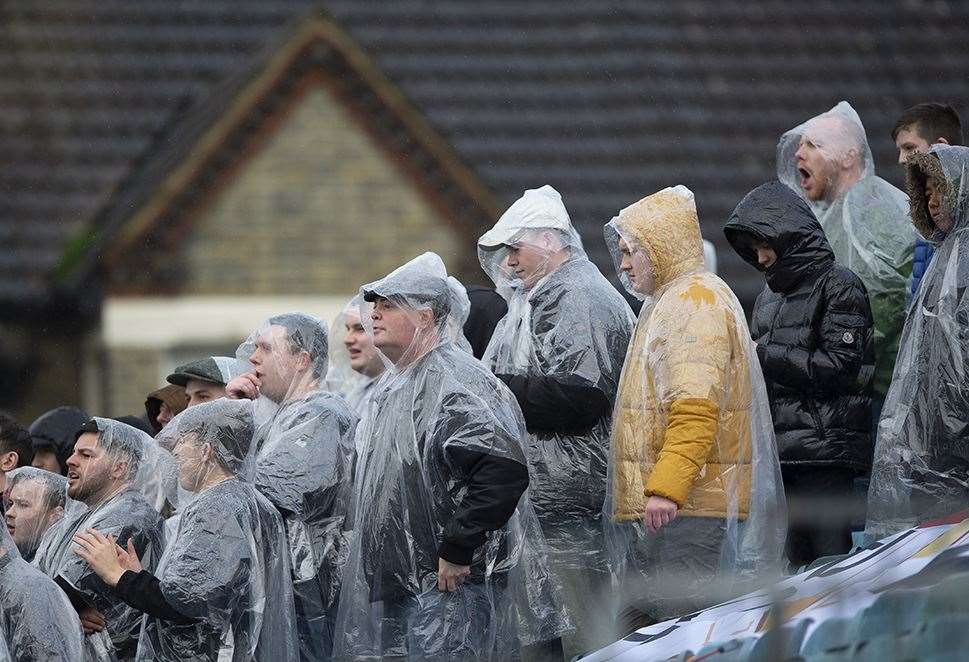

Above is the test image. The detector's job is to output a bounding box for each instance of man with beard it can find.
[778,101,914,412]
[72,399,298,662]
[37,418,164,661]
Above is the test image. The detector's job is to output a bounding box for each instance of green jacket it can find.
[816,176,914,397]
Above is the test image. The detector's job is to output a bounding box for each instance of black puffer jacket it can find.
[724,181,875,471]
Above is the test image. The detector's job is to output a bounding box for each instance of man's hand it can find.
[225,372,260,400]
[73,529,129,587]
[116,538,143,575]
[78,605,106,636]
[644,495,679,534]
[437,558,471,592]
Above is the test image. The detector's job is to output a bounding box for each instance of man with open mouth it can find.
[37,418,165,661]
[4,467,67,562]
[0,507,83,660]
[777,101,915,421]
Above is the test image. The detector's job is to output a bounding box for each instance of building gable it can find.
[176,84,465,295]
[69,18,498,297]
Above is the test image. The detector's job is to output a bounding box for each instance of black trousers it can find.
[782,465,857,568]
[616,517,728,637]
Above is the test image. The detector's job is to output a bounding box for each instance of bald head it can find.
[795,115,867,202]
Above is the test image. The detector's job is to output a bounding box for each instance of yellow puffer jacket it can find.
[609,189,753,521]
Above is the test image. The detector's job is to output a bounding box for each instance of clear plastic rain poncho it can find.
[134,399,299,661]
[866,145,969,540]
[478,185,635,652]
[603,186,786,626]
[325,295,384,420]
[0,521,84,660]
[3,467,68,562]
[234,313,357,661]
[777,101,914,396]
[34,418,166,661]
[213,355,249,383]
[333,252,571,660]
[136,427,180,517]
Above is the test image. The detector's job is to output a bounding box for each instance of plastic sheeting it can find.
[0,522,84,661]
[3,467,68,562]
[35,418,166,661]
[136,399,299,661]
[134,431,180,517]
[603,186,786,626]
[866,145,969,540]
[479,185,635,652]
[215,356,245,381]
[233,313,357,661]
[333,252,570,660]
[777,101,914,396]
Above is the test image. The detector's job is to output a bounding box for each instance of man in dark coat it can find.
[462,285,508,360]
[725,180,875,566]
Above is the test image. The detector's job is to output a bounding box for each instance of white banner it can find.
[585,518,969,661]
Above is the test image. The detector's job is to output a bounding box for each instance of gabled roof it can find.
[4,1,969,313]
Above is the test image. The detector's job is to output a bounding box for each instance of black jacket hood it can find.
[725,181,836,293]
